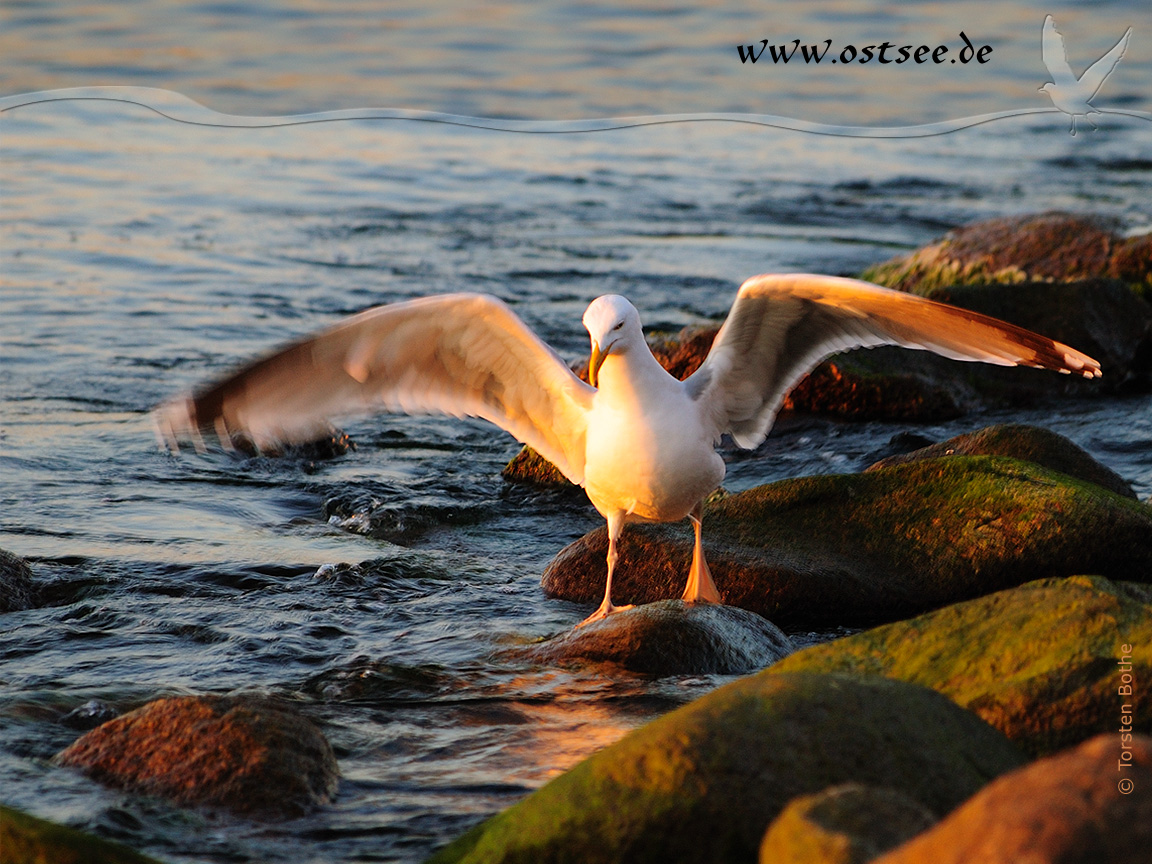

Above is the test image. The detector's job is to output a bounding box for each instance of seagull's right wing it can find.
[1042,15,1076,84]
[154,293,597,484]
[685,274,1101,450]
[1079,26,1132,101]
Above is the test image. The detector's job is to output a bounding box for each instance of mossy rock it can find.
[867,423,1136,499]
[426,672,1024,864]
[759,784,937,864]
[874,734,1152,864]
[860,212,1148,295]
[770,575,1152,756]
[0,805,163,864]
[518,599,794,675]
[543,456,1152,629]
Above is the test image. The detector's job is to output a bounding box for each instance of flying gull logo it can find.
[1039,15,1133,135]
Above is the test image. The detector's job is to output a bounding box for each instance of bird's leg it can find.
[578,511,632,627]
[682,501,722,605]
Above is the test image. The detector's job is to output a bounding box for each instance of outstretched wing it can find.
[153,293,596,484]
[1079,26,1132,101]
[685,274,1101,450]
[1041,15,1076,84]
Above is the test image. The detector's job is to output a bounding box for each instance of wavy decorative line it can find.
[1,86,1149,138]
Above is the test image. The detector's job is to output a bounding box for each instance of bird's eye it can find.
[612,322,624,331]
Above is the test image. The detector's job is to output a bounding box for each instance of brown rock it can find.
[519,599,794,675]
[874,734,1152,864]
[861,212,1127,294]
[867,423,1137,498]
[543,457,1152,629]
[56,694,339,818]
[759,784,937,864]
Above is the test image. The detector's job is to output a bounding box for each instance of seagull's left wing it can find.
[154,293,597,484]
[1079,26,1132,101]
[685,274,1101,450]
[1041,15,1076,84]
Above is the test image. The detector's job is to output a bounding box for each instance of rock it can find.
[518,600,794,675]
[867,423,1137,498]
[771,575,1152,756]
[873,734,1152,864]
[758,784,937,864]
[0,804,163,864]
[922,279,1152,393]
[56,694,339,819]
[860,212,1145,294]
[60,699,121,731]
[780,355,968,421]
[426,673,1024,864]
[1,547,39,613]
[543,457,1152,629]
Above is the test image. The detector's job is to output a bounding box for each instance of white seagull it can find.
[154,274,1102,626]
[1040,14,1132,135]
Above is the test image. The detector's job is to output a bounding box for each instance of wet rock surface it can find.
[758,784,937,864]
[771,575,1152,757]
[56,694,339,819]
[427,673,1024,864]
[874,734,1152,864]
[518,600,794,675]
[867,422,1137,498]
[1,547,39,613]
[542,456,1152,629]
[861,212,1150,294]
[0,804,164,864]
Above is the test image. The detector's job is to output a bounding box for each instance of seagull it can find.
[1040,14,1132,135]
[154,274,1102,626]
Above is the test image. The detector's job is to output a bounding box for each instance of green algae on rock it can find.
[867,423,1136,499]
[873,734,1152,864]
[770,575,1152,756]
[860,212,1148,295]
[426,673,1023,864]
[0,804,164,864]
[758,784,937,864]
[56,694,340,819]
[543,456,1152,629]
[518,599,794,675]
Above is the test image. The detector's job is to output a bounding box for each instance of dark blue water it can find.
[2,3,1151,861]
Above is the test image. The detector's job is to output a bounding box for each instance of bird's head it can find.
[1039,82,1055,93]
[582,295,643,388]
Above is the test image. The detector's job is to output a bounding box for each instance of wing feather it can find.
[153,293,596,484]
[686,274,1101,450]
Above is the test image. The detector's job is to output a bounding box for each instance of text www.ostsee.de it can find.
[737,32,992,66]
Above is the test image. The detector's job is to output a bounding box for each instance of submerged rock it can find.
[771,575,1152,756]
[427,673,1023,864]
[543,456,1152,629]
[759,784,937,864]
[874,734,1152,864]
[867,423,1137,498]
[519,600,794,675]
[0,804,163,864]
[56,694,339,819]
[1,547,39,613]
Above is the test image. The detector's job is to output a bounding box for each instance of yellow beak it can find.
[588,341,605,389]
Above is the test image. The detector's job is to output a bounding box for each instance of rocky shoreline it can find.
[4,212,1151,863]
